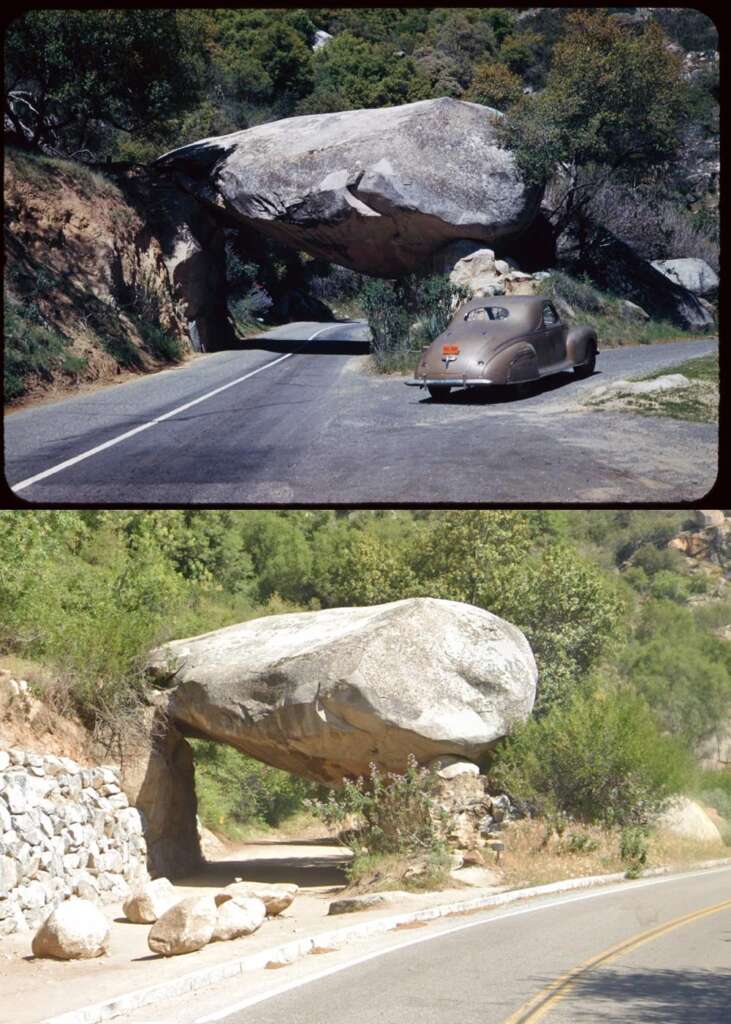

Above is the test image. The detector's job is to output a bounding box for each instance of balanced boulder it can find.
[147,598,537,784]
[153,98,541,277]
[32,898,110,960]
[123,877,178,924]
[148,895,217,956]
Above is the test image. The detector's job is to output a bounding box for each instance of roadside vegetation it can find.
[4,148,185,403]
[544,271,712,348]
[586,354,718,424]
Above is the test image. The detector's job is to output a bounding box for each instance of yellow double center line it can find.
[503,896,731,1023]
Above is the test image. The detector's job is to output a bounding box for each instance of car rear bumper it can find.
[404,378,494,388]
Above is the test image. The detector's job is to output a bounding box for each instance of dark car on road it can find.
[405,294,598,400]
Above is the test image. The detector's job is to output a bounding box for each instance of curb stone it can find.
[40,857,731,1024]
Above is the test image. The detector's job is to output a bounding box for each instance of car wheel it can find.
[427,385,452,401]
[574,345,596,379]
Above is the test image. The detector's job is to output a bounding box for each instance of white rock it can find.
[123,877,178,924]
[651,258,719,297]
[658,797,723,843]
[0,751,9,771]
[1,854,18,894]
[222,881,298,917]
[437,761,480,781]
[211,896,266,941]
[148,895,217,956]
[31,898,110,959]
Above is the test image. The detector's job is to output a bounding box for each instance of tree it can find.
[498,11,692,253]
[466,63,523,111]
[4,11,209,158]
[297,33,431,114]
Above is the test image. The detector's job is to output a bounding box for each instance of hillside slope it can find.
[3,150,227,405]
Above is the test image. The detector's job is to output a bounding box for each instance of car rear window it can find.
[464,306,510,322]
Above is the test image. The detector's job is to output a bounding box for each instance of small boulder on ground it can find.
[211,896,266,942]
[328,891,414,915]
[31,898,110,960]
[148,895,217,956]
[123,877,178,924]
[658,797,723,844]
[223,881,298,917]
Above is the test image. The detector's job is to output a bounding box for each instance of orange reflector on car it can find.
[442,344,460,355]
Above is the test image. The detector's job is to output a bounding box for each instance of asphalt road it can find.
[3,322,718,504]
[117,865,731,1024]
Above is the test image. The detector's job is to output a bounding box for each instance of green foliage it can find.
[190,740,319,835]
[491,684,692,827]
[361,275,468,373]
[544,271,706,347]
[4,289,86,401]
[5,11,208,156]
[466,63,523,110]
[359,279,412,372]
[620,825,649,878]
[617,600,731,748]
[501,11,691,186]
[298,32,430,114]
[307,755,447,858]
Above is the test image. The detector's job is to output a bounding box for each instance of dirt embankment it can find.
[3,148,229,407]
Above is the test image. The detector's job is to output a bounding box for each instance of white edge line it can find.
[12,323,338,494]
[193,863,731,1023]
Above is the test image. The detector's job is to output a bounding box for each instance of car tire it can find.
[427,385,452,401]
[574,345,596,379]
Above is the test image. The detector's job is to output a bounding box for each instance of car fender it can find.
[491,342,540,384]
[566,326,597,366]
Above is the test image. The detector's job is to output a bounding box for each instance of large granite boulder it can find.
[147,598,537,784]
[651,258,719,298]
[153,98,542,277]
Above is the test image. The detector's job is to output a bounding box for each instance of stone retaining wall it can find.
[0,746,149,935]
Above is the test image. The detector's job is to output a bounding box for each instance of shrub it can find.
[490,684,692,827]
[4,292,87,401]
[620,825,649,878]
[359,279,412,372]
[191,739,319,835]
[307,755,447,857]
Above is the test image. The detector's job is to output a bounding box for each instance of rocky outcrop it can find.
[147,598,538,785]
[651,258,719,298]
[31,898,111,960]
[667,512,728,564]
[435,244,548,299]
[0,746,148,935]
[153,98,542,278]
[578,227,714,331]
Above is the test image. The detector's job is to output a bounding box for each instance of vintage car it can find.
[405,294,597,400]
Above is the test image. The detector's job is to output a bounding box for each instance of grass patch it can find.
[7,146,121,198]
[545,270,714,347]
[586,354,718,423]
[4,291,87,401]
[344,848,453,894]
[497,816,729,890]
